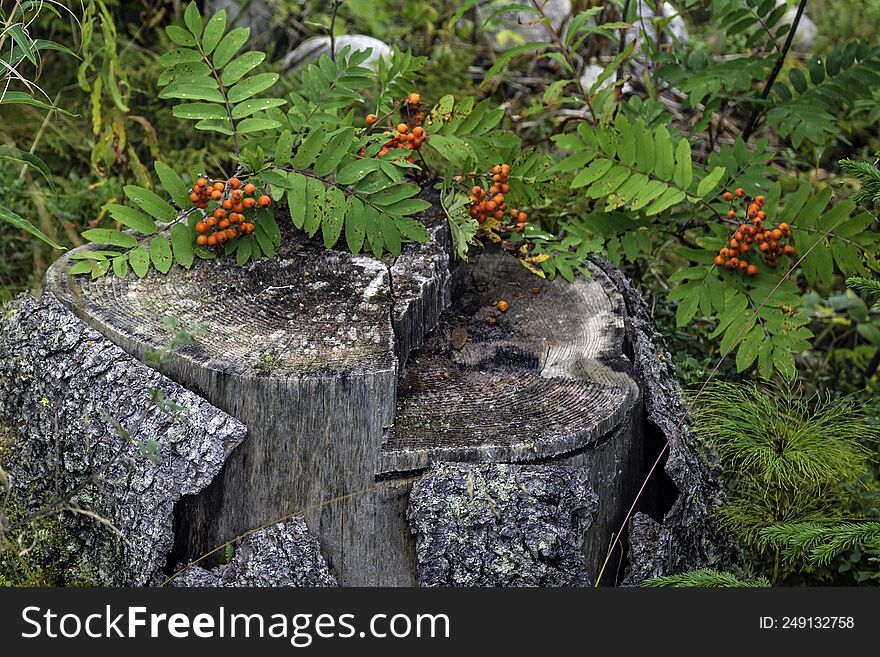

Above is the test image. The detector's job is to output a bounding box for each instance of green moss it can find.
[0,420,97,587]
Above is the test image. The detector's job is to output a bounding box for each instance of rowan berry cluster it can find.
[714,188,795,276]
[364,92,427,159]
[467,164,529,232]
[191,177,270,247]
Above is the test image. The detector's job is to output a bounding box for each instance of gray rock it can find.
[0,293,246,586]
[588,258,733,584]
[408,462,598,587]
[170,519,336,587]
[776,0,816,51]
[280,35,392,71]
[487,0,572,46]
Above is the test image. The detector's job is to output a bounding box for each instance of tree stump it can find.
[40,196,652,586]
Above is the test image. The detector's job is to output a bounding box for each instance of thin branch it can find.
[742,0,808,141]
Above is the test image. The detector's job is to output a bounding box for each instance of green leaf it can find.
[81,228,138,248]
[380,198,431,216]
[106,204,158,234]
[0,146,54,189]
[0,91,74,114]
[159,48,203,67]
[484,41,549,81]
[335,159,381,186]
[304,178,325,237]
[274,130,294,167]
[124,185,178,222]
[227,72,279,103]
[287,172,307,228]
[0,204,64,249]
[314,128,355,177]
[291,127,327,169]
[675,289,700,327]
[166,25,197,47]
[213,27,250,69]
[154,161,193,210]
[697,166,726,198]
[236,118,282,134]
[322,186,345,248]
[230,97,286,119]
[201,10,227,55]
[220,51,265,86]
[194,118,233,135]
[736,325,765,372]
[69,261,95,276]
[158,81,224,103]
[170,223,194,269]
[129,247,150,277]
[345,196,365,253]
[112,255,128,278]
[237,236,253,265]
[150,234,173,274]
[379,213,402,256]
[172,103,228,120]
[673,138,693,189]
[368,183,421,206]
[184,1,203,38]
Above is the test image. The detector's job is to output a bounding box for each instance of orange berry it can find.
[222,199,233,210]
[714,255,725,266]
[735,188,744,197]
[723,191,733,201]
[197,235,208,246]
[778,222,789,231]
[755,195,766,205]
[243,197,256,208]
[244,183,256,195]
[518,212,528,223]
[407,92,421,105]
[397,123,408,134]
[496,300,509,312]
[366,114,378,126]
[727,210,736,218]
[771,228,782,240]
[258,195,271,207]
[197,177,207,187]
[207,235,217,246]
[228,178,241,189]
[189,192,200,202]
[195,221,208,234]
[211,190,223,201]
[746,264,757,276]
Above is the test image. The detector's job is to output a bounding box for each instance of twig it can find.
[741,0,808,141]
[329,0,342,63]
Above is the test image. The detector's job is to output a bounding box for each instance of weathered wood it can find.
[0,293,246,585]
[391,249,645,582]
[37,193,655,586]
[43,199,451,586]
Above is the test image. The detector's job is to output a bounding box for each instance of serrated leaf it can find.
[287,172,307,228]
[379,213,402,256]
[236,237,253,265]
[230,97,286,119]
[380,197,431,216]
[697,166,726,198]
[170,223,194,269]
[184,1,202,38]
[227,72,279,103]
[236,118,282,134]
[736,325,765,372]
[335,159,381,186]
[112,255,128,278]
[314,128,355,177]
[220,51,265,85]
[128,247,149,277]
[166,25,197,47]
[154,161,193,210]
[124,185,177,222]
[149,235,173,273]
[345,196,365,253]
[322,186,345,248]
[81,228,138,248]
[159,48,203,67]
[673,138,693,189]
[201,10,227,55]
[106,204,158,234]
[368,183,420,206]
[158,81,224,102]
[292,128,327,169]
[194,118,234,135]
[274,129,294,167]
[304,178,325,237]
[213,27,250,69]
[172,103,228,120]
